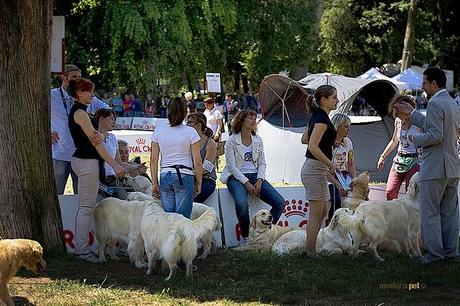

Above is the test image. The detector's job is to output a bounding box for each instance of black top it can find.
[305,108,337,160]
[69,102,102,160]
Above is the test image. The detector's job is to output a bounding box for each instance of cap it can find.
[65,64,80,73]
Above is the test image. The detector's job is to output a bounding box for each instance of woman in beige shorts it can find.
[301,85,340,257]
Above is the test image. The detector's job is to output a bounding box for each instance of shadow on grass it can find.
[16,247,460,305]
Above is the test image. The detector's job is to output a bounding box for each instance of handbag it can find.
[394,155,418,174]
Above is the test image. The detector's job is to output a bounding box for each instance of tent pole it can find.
[281,81,293,129]
[264,82,293,128]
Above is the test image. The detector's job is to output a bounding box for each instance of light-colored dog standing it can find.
[235,209,295,251]
[141,205,221,281]
[128,194,218,259]
[335,173,421,261]
[342,171,370,210]
[0,239,45,306]
[94,197,157,268]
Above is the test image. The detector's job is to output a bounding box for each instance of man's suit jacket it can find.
[411,90,460,181]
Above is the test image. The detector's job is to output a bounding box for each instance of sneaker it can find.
[76,253,104,264]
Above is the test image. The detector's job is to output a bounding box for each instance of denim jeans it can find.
[226,173,285,238]
[194,178,216,203]
[160,171,194,218]
[327,184,341,220]
[53,159,78,195]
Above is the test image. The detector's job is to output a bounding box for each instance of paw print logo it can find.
[136,138,146,145]
[284,199,308,217]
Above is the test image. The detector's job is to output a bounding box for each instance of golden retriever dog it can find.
[335,173,421,261]
[128,194,218,259]
[94,197,162,268]
[271,230,305,256]
[95,193,217,268]
[316,214,354,256]
[126,191,155,202]
[0,239,45,306]
[342,171,370,210]
[124,175,152,195]
[234,209,295,251]
[190,202,219,260]
[272,215,354,256]
[141,205,221,281]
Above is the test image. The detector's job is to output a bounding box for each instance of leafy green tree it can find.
[312,0,454,77]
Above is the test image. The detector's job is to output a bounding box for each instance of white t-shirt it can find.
[238,144,257,174]
[151,123,200,175]
[204,108,223,134]
[103,133,118,176]
[333,137,353,173]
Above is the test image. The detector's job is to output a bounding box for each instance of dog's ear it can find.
[350,180,356,190]
[250,215,257,230]
[330,214,338,229]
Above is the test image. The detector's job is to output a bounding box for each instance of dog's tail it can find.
[190,208,221,240]
[164,228,197,264]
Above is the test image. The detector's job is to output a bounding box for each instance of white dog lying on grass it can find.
[272,214,354,256]
[234,209,295,251]
[141,205,221,281]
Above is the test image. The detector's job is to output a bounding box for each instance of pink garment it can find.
[385,159,420,200]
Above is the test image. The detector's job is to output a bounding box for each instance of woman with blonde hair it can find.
[301,85,340,257]
[186,112,218,202]
[377,94,420,200]
[327,113,356,219]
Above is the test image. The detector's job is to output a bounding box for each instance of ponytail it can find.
[306,85,336,113]
[306,95,318,113]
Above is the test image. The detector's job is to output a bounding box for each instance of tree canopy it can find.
[56,0,459,93]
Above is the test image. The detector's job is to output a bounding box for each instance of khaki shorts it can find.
[301,158,330,201]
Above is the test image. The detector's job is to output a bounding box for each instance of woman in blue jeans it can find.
[220,109,285,239]
[186,113,217,203]
[150,97,203,218]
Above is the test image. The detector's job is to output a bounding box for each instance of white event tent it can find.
[258,73,399,183]
[358,67,406,90]
[391,68,423,90]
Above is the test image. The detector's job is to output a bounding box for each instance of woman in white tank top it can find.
[377,94,421,200]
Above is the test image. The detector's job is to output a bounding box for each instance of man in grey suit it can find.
[396,66,460,265]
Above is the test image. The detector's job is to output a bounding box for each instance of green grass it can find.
[10,249,460,305]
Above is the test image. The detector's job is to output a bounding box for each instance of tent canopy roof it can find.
[391,68,423,90]
[259,73,398,128]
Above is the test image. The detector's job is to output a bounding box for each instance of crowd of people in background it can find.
[99,89,261,119]
[50,64,460,266]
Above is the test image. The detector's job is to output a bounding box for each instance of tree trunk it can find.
[291,0,324,80]
[0,0,65,254]
[401,0,419,71]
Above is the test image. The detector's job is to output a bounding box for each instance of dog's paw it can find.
[135,260,148,268]
[146,268,152,275]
